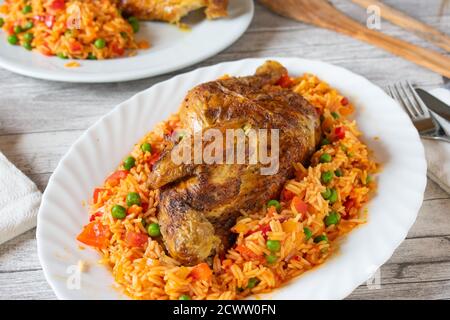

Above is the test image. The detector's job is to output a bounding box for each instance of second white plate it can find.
[0,0,253,83]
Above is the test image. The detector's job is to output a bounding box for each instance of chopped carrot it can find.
[105,170,128,186]
[127,204,143,215]
[189,263,213,281]
[76,221,111,249]
[292,196,308,215]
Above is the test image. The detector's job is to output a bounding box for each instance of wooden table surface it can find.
[0,0,449,300]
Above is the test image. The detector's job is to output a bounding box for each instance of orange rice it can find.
[77,71,379,300]
[0,0,142,59]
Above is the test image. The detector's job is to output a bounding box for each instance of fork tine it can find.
[398,82,422,116]
[391,83,415,118]
[407,81,430,116]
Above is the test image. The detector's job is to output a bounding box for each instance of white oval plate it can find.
[37,57,427,300]
[0,0,253,83]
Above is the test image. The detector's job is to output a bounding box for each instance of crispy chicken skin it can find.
[118,0,228,23]
[149,61,322,265]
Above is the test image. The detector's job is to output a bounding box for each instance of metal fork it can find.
[387,82,450,143]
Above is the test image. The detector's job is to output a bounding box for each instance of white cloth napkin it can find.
[422,88,450,194]
[0,152,41,245]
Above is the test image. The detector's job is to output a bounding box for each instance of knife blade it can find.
[415,88,450,121]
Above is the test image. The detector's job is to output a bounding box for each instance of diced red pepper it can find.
[335,127,345,140]
[276,74,293,88]
[281,188,295,201]
[105,170,128,186]
[341,97,349,106]
[125,231,148,248]
[89,211,103,222]
[45,15,55,28]
[93,188,104,203]
[77,221,111,249]
[141,202,149,212]
[50,0,65,11]
[292,196,308,215]
[189,263,213,281]
[344,199,355,212]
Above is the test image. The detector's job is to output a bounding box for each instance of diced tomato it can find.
[77,221,111,249]
[292,196,308,215]
[276,74,293,88]
[7,25,14,35]
[89,211,103,222]
[335,127,345,140]
[341,97,349,106]
[111,43,125,56]
[50,0,65,11]
[189,263,213,281]
[141,202,149,212]
[105,170,128,186]
[69,41,82,53]
[281,188,295,201]
[45,15,55,28]
[125,231,148,248]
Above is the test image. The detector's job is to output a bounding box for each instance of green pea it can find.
[265,253,277,265]
[366,175,372,184]
[320,138,330,146]
[14,25,22,34]
[24,21,33,30]
[147,223,161,237]
[247,277,260,289]
[94,38,106,49]
[120,31,128,38]
[23,32,33,42]
[57,52,68,59]
[123,156,136,170]
[321,188,332,200]
[141,142,152,153]
[64,29,72,37]
[303,227,313,240]
[328,188,338,204]
[22,5,32,14]
[267,199,281,212]
[334,169,343,177]
[179,294,190,300]
[141,219,147,229]
[126,192,141,207]
[331,111,340,119]
[324,211,340,226]
[314,234,328,243]
[7,35,18,45]
[111,205,126,219]
[23,42,32,51]
[266,240,281,252]
[87,53,97,60]
[320,153,332,163]
[321,171,333,184]
[128,17,139,33]
[0,18,4,28]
